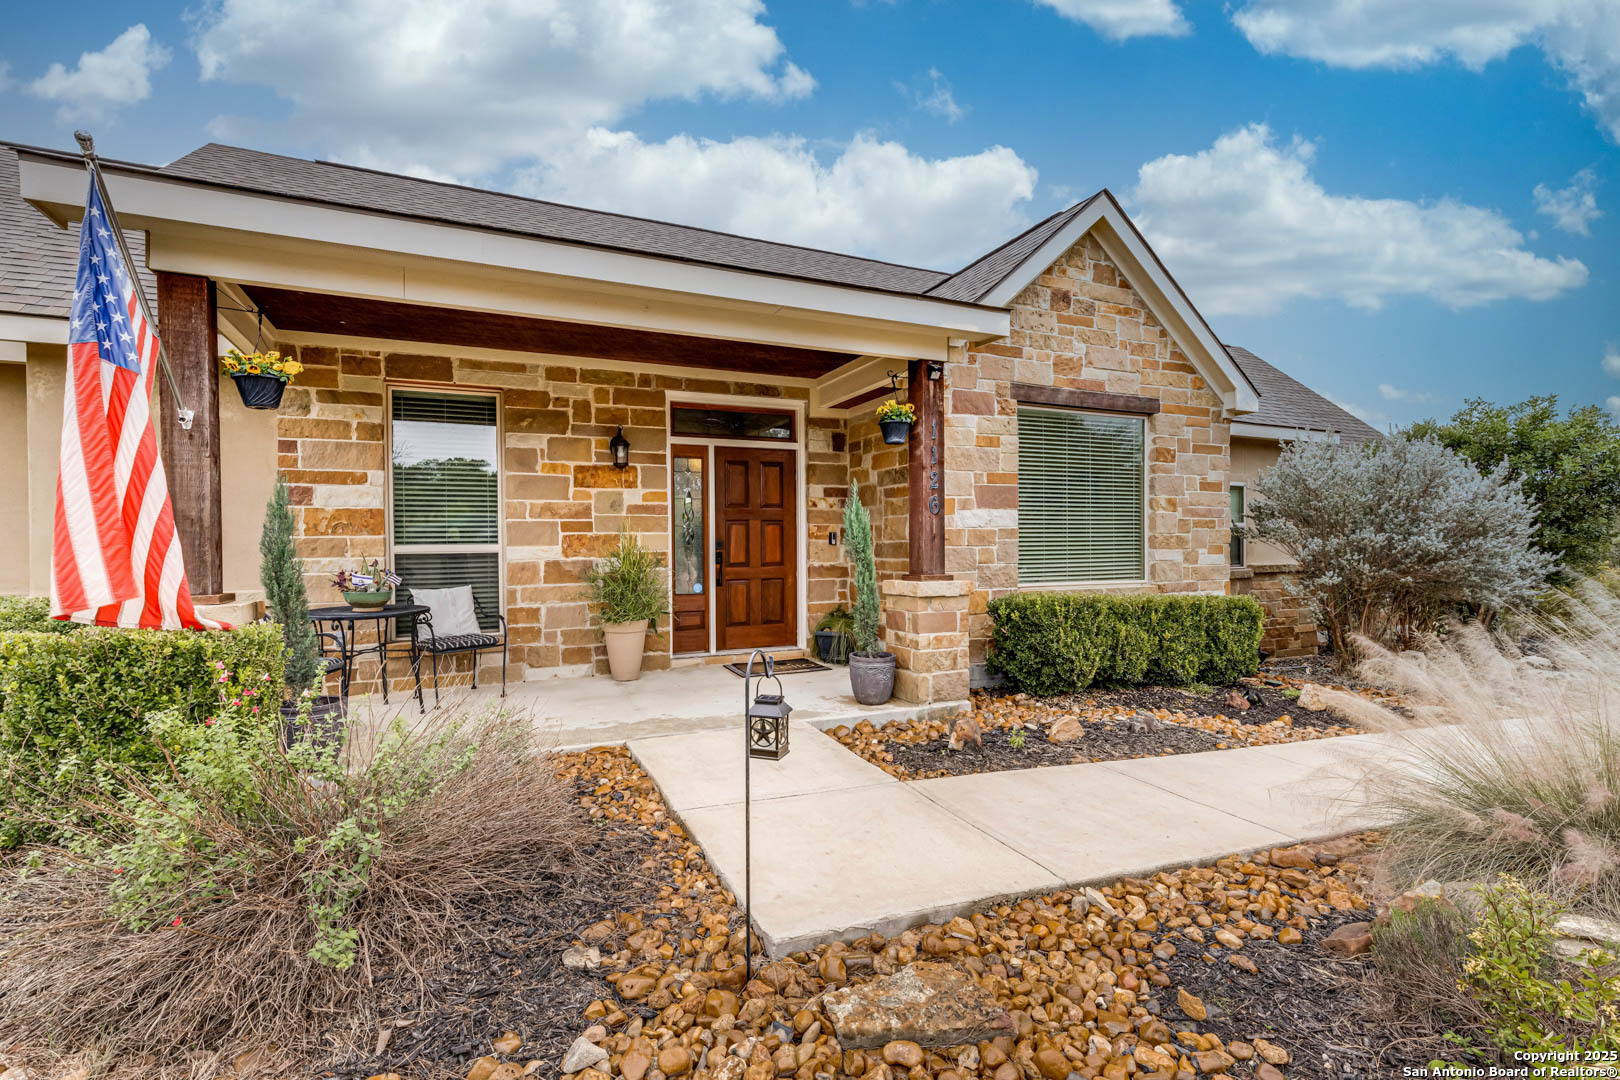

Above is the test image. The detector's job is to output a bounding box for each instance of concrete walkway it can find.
[628,725,1422,956]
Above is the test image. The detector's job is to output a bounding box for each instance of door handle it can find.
[715,541,724,587]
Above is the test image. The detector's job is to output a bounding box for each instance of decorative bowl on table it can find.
[342,588,392,610]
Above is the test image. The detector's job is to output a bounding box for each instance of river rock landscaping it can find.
[329,745,1404,1080]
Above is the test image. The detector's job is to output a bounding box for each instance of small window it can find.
[670,405,793,441]
[390,389,501,630]
[1017,406,1144,584]
[1229,484,1246,567]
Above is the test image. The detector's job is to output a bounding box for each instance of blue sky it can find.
[3,0,1617,429]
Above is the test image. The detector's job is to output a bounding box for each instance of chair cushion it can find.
[410,584,483,637]
[420,632,501,652]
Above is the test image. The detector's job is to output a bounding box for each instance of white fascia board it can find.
[976,196,1260,415]
[0,313,68,344]
[1230,421,1340,443]
[19,153,1008,341]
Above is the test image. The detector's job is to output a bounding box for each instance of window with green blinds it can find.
[390,390,502,630]
[1017,406,1145,584]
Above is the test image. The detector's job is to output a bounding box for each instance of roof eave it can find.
[970,190,1258,414]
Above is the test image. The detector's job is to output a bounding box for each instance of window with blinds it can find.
[390,390,501,630]
[1017,406,1145,585]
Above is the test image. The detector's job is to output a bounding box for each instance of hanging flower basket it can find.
[220,348,302,411]
[875,398,916,445]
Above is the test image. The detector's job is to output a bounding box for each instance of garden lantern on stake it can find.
[741,649,791,981]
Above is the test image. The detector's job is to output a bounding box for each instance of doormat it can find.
[723,657,829,677]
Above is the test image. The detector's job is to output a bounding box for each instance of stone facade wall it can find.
[273,344,812,689]
[846,414,910,583]
[805,417,852,631]
[1231,566,1320,658]
[944,234,1232,671]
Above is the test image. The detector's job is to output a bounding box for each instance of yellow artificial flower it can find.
[284,361,302,374]
[246,365,261,374]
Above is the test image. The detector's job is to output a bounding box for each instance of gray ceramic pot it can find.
[848,651,896,705]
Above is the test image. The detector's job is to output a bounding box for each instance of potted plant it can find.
[876,398,916,445]
[221,347,302,410]
[587,530,669,682]
[813,605,855,664]
[330,560,394,610]
[843,479,895,704]
[261,477,344,744]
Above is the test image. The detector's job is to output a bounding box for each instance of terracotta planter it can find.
[849,650,896,705]
[879,419,912,445]
[230,372,286,410]
[603,618,650,681]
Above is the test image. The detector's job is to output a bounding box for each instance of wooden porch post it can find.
[155,271,224,597]
[906,357,946,579]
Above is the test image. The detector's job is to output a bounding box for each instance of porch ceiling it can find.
[238,285,860,378]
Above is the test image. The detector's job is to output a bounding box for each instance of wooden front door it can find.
[715,446,797,651]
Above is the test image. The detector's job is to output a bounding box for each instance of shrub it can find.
[843,479,881,655]
[1333,586,1620,919]
[986,592,1264,695]
[0,622,285,843]
[1409,396,1620,579]
[260,476,321,692]
[1250,435,1554,653]
[0,695,593,1062]
[0,595,76,634]
[587,528,669,628]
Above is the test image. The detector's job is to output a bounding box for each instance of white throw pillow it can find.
[411,585,483,637]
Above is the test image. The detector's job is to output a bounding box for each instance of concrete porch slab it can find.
[911,763,1298,884]
[627,720,896,812]
[355,661,967,749]
[677,784,1063,956]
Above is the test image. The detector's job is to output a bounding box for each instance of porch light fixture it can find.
[609,427,631,469]
[741,649,791,982]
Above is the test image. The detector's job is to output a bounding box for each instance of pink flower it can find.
[112,867,123,874]
[214,661,226,670]
[261,672,271,681]
[218,673,228,682]
[171,917,183,927]
[204,718,215,726]
[231,699,241,706]
[251,707,259,715]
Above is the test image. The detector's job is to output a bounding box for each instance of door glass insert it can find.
[671,406,793,441]
[673,454,705,595]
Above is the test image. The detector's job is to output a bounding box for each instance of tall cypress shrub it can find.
[842,478,882,656]
[260,477,321,692]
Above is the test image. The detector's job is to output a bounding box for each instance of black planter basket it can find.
[231,372,287,410]
[879,418,912,445]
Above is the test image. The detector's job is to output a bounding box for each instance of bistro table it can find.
[307,603,427,710]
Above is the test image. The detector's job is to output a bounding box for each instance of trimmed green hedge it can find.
[986,592,1265,695]
[0,622,286,843]
[0,596,79,634]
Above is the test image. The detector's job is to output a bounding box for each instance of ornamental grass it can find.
[0,689,595,1071]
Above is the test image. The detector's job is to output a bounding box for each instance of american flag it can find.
[51,175,223,630]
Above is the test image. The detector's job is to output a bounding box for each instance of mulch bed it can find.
[882,716,1226,778]
[317,781,662,1080]
[1160,910,1386,1080]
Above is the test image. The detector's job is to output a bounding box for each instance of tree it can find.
[1249,436,1554,655]
[842,479,882,655]
[1407,396,1620,578]
[260,477,321,692]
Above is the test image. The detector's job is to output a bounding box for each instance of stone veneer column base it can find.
[1230,564,1320,658]
[880,577,971,704]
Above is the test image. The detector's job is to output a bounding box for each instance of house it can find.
[0,139,1374,698]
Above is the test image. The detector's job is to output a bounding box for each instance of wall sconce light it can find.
[927,361,944,381]
[609,427,631,469]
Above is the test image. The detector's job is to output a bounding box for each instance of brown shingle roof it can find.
[0,145,154,319]
[1226,344,1382,443]
[159,143,956,297]
[925,194,1103,303]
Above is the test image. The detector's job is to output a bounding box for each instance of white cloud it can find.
[1330,395,1390,429]
[1533,168,1602,235]
[896,68,964,122]
[1129,123,1589,317]
[1607,396,1620,419]
[513,129,1037,269]
[1603,344,1620,377]
[27,24,170,123]
[1379,383,1433,403]
[192,0,816,177]
[1230,1,1620,142]
[1033,0,1190,40]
